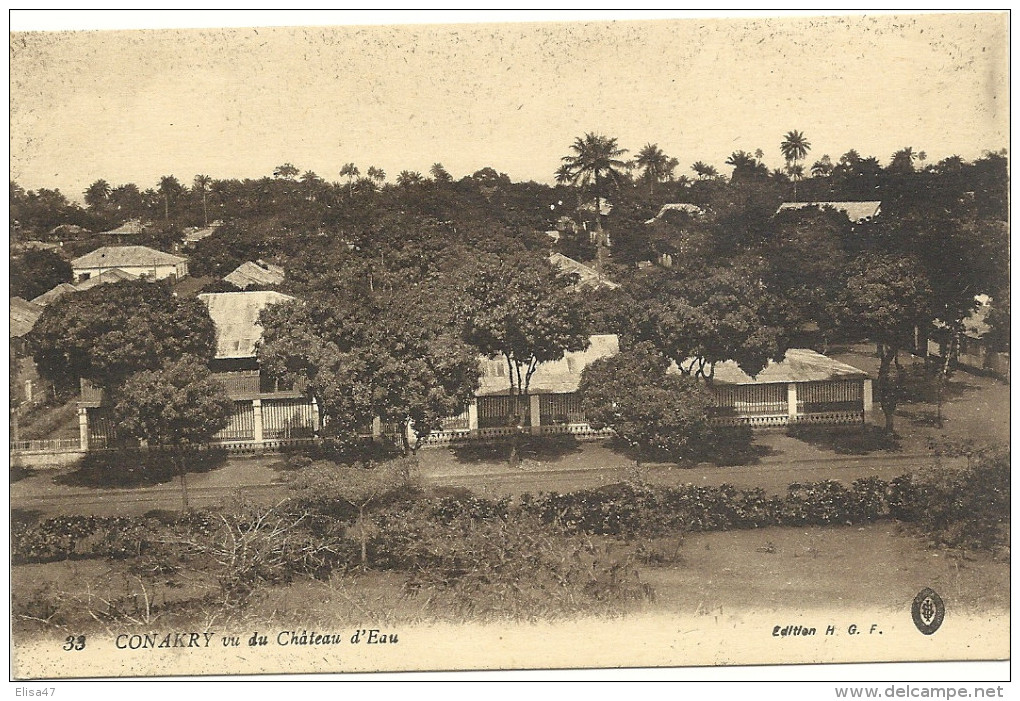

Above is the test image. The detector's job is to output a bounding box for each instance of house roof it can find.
[97,219,146,236]
[702,349,870,385]
[224,260,285,289]
[72,245,186,270]
[172,275,215,299]
[644,202,705,224]
[548,253,620,290]
[182,220,223,244]
[199,291,295,359]
[776,201,881,223]
[476,334,620,396]
[73,268,138,291]
[31,282,78,306]
[11,297,43,338]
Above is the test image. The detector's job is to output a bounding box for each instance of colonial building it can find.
[775,201,881,223]
[77,290,319,449]
[71,245,188,283]
[706,349,873,428]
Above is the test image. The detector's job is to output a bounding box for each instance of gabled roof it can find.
[548,253,620,290]
[97,219,146,236]
[199,291,295,359]
[11,297,43,338]
[74,268,137,291]
[224,260,285,289]
[31,283,78,306]
[476,334,620,396]
[72,245,186,270]
[645,203,705,225]
[776,201,881,223]
[705,349,869,385]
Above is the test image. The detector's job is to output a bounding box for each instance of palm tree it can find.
[273,163,299,180]
[84,179,111,211]
[780,130,811,198]
[366,166,386,185]
[810,155,833,177]
[559,133,629,233]
[396,170,425,188]
[157,175,183,221]
[340,162,360,195]
[192,174,212,226]
[888,147,917,174]
[429,163,453,183]
[635,143,670,194]
[691,161,717,180]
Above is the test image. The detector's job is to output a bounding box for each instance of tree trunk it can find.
[876,344,898,435]
[202,195,208,227]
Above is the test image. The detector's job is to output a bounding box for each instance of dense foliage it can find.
[26,280,217,398]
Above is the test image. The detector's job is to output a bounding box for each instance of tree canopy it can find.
[26,280,217,398]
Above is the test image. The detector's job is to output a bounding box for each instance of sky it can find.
[9,11,1010,203]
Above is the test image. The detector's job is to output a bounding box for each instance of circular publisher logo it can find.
[911,588,945,635]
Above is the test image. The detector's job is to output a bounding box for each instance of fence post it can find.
[468,400,478,432]
[529,394,542,434]
[78,407,90,451]
[252,399,264,443]
[786,383,798,423]
[863,379,873,413]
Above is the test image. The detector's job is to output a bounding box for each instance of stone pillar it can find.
[372,416,382,439]
[78,407,89,451]
[786,383,798,423]
[467,400,479,431]
[530,394,542,434]
[863,379,873,413]
[311,397,320,434]
[252,399,264,443]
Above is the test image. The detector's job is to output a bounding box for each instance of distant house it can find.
[702,349,873,428]
[182,220,223,245]
[644,202,705,225]
[31,282,78,306]
[96,219,147,243]
[71,245,188,283]
[548,253,620,291]
[79,290,317,449]
[926,296,1009,381]
[775,201,881,223]
[224,260,285,289]
[73,268,138,291]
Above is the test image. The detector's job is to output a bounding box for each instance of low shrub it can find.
[383,511,653,620]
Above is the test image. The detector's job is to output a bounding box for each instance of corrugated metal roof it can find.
[199,291,295,359]
[74,268,137,291]
[776,201,881,223]
[548,253,620,290]
[72,245,186,269]
[224,261,285,289]
[704,349,869,385]
[476,334,620,396]
[31,283,78,306]
[11,297,43,338]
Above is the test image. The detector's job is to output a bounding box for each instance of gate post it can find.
[787,383,798,423]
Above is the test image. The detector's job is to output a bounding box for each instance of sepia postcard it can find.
[7,10,1010,685]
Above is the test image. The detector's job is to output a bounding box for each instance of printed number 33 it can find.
[63,635,86,651]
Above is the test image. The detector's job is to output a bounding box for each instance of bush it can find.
[907,447,1010,552]
[380,510,653,620]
